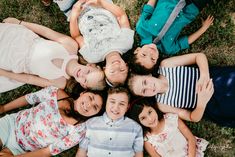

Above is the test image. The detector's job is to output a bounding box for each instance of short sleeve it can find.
[25,86,58,105]
[49,123,86,155]
[136,4,155,46]
[163,36,189,54]
[142,4,155,19]
[164,113,178,129]
[133,124,144,153]
[78,120,91,150]
[177,36,189,51]
[113,28,134,55]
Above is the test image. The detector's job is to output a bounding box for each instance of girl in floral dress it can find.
[130,98,208,157]
[0,86,104,157]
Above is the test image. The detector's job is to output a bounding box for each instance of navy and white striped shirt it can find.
[79,113,143,157]
[156,66,199,109]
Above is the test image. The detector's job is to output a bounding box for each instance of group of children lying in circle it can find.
[0,0,234,156]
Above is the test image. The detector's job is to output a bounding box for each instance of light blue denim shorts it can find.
[0,114,25,155]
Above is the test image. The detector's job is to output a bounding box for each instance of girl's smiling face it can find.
[74,92,103,117]
[131,75,158,97]
[138,106,159,128]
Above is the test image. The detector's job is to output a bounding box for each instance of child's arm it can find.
[134,152,144,157]
[144,141,161,157]
[10,147,50,157]
[158,103,192,121]
[0,87,58,115]
[70,0,85,46]
[178,118,196,157]
[188,15,214,44]
[86,0,130,28]
[158,78,213,122]
[0,68,66,89]
[161,53,210,91]
[0,95,28,114]
[3,17,78,54]
[191,79,214,122]
[75,148,87,157]
[147,0,157,7]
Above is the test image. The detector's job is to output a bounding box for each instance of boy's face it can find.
[106,92,129,120]
[134,44,159,69]
[104,55,128,85]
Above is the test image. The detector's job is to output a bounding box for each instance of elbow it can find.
[197,53,207,59]
[191,118,201,123]
[190,114,202,123]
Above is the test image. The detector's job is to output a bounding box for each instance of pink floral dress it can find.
[14,86,86,155]
[145,113,208,157]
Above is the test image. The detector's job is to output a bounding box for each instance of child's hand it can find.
[85,0,102,7]
[72,0,86,13]
[196,72,210,93]
[2,17,21,24]
[197,79,214,109]
[201,15,214,31]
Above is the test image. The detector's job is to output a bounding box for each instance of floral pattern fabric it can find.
[145,113,208,157]
[15,86,86,155]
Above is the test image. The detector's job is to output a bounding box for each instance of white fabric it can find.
[29,38,77,80]
[78,7,134,63]
[145,113,208,157]
[0,23,77,93]
[53,0,113,21]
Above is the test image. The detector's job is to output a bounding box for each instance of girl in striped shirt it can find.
[128,53,235,127]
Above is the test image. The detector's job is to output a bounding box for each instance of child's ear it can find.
[80,91,85,96]
[127,103,131,111]
[134,47,141,54]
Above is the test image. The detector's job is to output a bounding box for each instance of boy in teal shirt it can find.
[131,0,214,74]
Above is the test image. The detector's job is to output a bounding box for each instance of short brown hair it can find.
[108,87,130,102]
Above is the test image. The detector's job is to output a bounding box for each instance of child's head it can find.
[74,64,106,90]
[68,90,105,123]
[129,97,163,130]
[128,73,158,97]
[104,51,129,87]
[130,44,159,74]
[106,87,130,120]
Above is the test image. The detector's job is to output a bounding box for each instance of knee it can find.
[0,147,14,155]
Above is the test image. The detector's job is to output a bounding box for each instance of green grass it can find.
[0,0,235,156]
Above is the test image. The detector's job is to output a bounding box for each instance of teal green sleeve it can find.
[163,36,189,55]
[141,4,154,19]
[136,4,155,46]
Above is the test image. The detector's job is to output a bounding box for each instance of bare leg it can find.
[0,147,14,155]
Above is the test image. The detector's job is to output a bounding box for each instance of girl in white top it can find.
[130,98,208,157]
[0,18,105,93]
[70,0,134,86]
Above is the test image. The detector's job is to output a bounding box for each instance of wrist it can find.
[200,26,208,32]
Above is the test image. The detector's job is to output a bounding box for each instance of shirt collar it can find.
[103,112,125,126]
